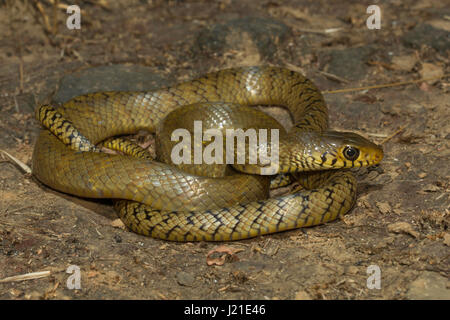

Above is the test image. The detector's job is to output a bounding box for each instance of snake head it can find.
[285,130,384,171]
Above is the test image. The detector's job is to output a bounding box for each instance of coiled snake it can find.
[32,66,383,241]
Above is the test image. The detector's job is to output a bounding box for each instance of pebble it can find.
[407,272,450,300]
[54,65,169,103]
[294,290,312,300]
[176,271,197,287]
[195,17,291,60]
[402,24,450,54]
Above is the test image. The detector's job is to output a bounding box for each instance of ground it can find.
[0,0,449,300]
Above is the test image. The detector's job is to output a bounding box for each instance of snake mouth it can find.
[357,144,384,167]
[371,148,384,164]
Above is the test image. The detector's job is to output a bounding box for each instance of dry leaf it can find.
[387,222,420,238]
[422,184,440,192]
[428,20,450,32]
[443,233,450,246]
[87,271,100,278]
[420,63,444,84]
[206,245,244,266]
[110,218,126,229]
[391,54,418,71]
[418,172,427,179]
[376,202,391,214]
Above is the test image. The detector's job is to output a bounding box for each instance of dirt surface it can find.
[0,0,449,300]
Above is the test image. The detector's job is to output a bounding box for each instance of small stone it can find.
[443,233,450,247]
[53,65,169,103]
[113,234,122,243]
[326,46,376,81]
[405,103,425,114]
[419,63,444,84]
[402,24,450,54]
[195,17,291,60]
[407,272,450,300]
[391,54,418,71]
[176,271,196,287]
[346,266,359,275]
[294,290,312,300]
[375,236,395,249]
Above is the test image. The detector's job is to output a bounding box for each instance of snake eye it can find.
[343,146,360,161]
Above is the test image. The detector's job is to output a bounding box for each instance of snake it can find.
[32,66,383,241]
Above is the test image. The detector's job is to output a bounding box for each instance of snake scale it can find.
[32,66,383,241]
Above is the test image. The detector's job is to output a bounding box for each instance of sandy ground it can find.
[0,0,449,299]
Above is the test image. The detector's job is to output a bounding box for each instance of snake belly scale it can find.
[32,66,383,241]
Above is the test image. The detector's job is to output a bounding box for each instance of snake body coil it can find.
[32,66,383,241]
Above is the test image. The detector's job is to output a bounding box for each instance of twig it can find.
[296,27,343,34]
[44,0,87,14]
[34,0,52,33]
[0,149,32,174]
[13,95,19,113]
[333,127,388,139]
[319,71,350,84]
[366,132,388,138]
[84,0,111,10]
[19,58,24,93]
[5,205,34,215]
[324,74,450,94]
[71,49,84,62]
[52,0,59,35]
[380,123,409,145]
[0,271,51,283]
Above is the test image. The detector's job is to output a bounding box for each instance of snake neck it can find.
[234,127,383,175]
